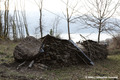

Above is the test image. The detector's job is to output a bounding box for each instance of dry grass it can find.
[0,41,120,80]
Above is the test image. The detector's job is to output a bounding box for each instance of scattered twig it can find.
[17,61,26,70]
[38,63,48,70]
[28,60,34,68]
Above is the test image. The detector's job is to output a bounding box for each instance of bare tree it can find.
[12,1,25,40]
[34,0,43,37]
[0,0,2,38]
[61,0,78,40]
[52,16,61,37]
[10,5,18,41]
[20,0,29,36]
[11,17,17,41]
[4,0,9,38]
[81,0,120,43]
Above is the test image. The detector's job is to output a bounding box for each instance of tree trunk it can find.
[0,13,2,37]
[0,0,2,37]
[98,20,102,43]
[4,9,7,38]
[4,1,7,38]
[66,2,71,40]
[12,20,17,41]
[67,18,71,40]
[25,23,29,36]
[3,0,9,39]
[6,0,9,38]
[23,12,29,37]
[21,1,29,37]
[40,9,43,37]
[34,0,43,38]
[98,29,101,43]
[6,9,9,38]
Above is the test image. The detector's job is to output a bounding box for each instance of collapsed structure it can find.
[13,35,108,69]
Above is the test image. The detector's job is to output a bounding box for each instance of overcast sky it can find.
[1,0,116,42]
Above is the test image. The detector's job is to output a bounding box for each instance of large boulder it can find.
[13,36,42,62]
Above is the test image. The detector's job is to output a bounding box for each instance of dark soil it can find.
[81,40,108,60]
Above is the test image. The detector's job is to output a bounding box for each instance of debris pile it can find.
[36,35,93,67]
[13,35,94,68]
[13,35,108,69]
[81,40,108,60]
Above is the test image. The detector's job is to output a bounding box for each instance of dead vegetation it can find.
[81,40,108,60]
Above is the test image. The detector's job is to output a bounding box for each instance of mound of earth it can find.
[13,35,108,69]
[81,40,108,60]
[13,35,94,68]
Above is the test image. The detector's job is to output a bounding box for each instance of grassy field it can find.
[0,41,120,80]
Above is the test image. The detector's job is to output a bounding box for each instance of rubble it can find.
[13,35,108,69]
[36,35,94,67]
[81,40,108,60]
